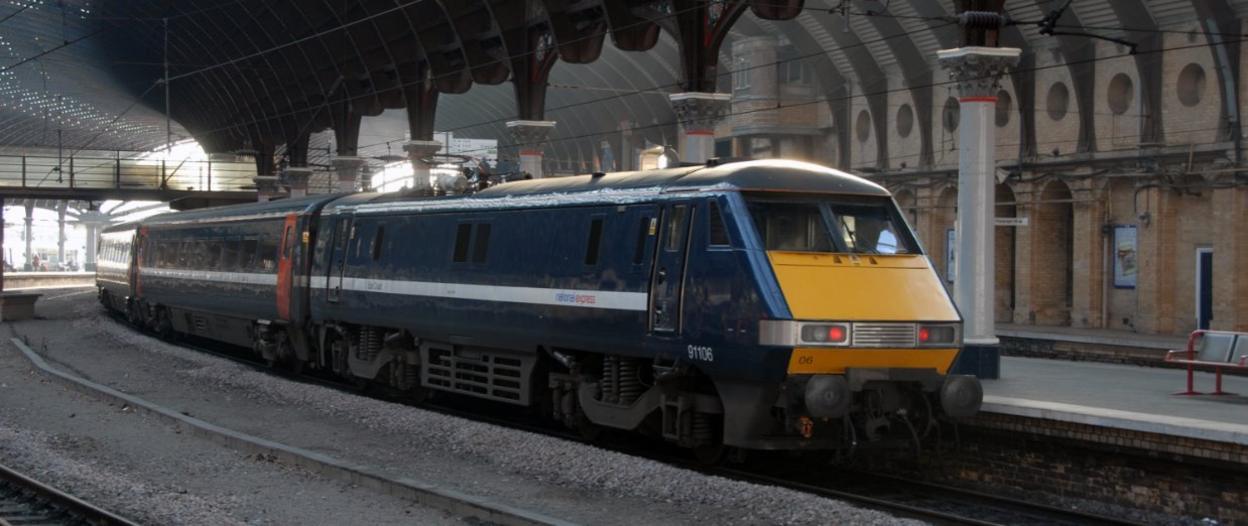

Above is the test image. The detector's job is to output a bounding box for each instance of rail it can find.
[0,154,259,193]
[0,461,139,525]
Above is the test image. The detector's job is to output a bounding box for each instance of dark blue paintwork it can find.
[306,190,792,385]
[98,160,897,425]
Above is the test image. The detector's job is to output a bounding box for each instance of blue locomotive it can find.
[97,160,982,457]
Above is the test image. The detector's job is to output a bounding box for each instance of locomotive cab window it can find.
[707,200,731,247]
[746,195,918,255]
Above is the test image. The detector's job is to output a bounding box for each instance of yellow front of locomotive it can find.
[746,192,981,442]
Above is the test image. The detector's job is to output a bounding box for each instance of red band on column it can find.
[958,96,998,103]
[519,150,544,156]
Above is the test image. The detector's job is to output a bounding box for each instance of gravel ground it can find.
[0,319,464,525]
[7,288,919,525]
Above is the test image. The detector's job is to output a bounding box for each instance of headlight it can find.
[760,320,851,347]
[800,323,850,345]
[760,321,960,348]
[917,323,960,347]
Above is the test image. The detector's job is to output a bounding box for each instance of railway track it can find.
[0,462,137,526]
[110,319,1143,526]
[710,465,1140,526]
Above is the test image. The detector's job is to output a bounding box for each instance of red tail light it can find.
[827,326,847,343]
[918,327,931,343]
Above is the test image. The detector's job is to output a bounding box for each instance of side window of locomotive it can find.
[452,223,472,263]
[471,223,490,264]
[633,216,655,265]
[664,205,689,252]
[707,200,731,248]
[371,225,385,261]
[584,217,604,266]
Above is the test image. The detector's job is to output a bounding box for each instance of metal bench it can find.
[1165,330,1248,395]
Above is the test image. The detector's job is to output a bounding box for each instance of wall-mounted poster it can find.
[1113,225,1138,289]
[945,228,956,284]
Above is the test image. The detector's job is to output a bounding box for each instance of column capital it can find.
[668,92,731,133]
[253,175,284,201]
[283,167,313,198]
[506,120,556,150]
[403,140,443,159]
[937,47,1021,99]
[331,156,367,168]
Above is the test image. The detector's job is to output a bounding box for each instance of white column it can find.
[56,202,66,264]
[22,203,33,270]
[404,140,443,192]
[332,156,366,193]
[506,120,556,179]
[669,92,731,164]
[937,47,1020,349]
[77,210,110,273]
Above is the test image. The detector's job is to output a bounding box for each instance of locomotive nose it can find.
[939,374,983,418]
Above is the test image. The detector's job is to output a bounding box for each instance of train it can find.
[96,159,982,459]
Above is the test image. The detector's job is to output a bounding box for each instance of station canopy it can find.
[0,1,1233,167]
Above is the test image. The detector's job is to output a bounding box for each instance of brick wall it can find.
[1161,26,1222,145]
[1212,185,1248,331]
[873,413,1248,523]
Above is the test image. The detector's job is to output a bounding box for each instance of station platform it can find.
[974,356,1248,463]
[996,324,1188,365]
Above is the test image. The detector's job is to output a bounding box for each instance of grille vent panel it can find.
[851,323,917,347]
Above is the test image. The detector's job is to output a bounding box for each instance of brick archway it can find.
[995,183,1017,323]
[1032,180,1075,326]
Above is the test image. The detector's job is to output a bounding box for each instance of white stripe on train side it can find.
[138,268,645,311]
[141,267,279,286]
[311,276,645,311]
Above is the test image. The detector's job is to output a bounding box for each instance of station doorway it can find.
[1196,248,1213,330]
